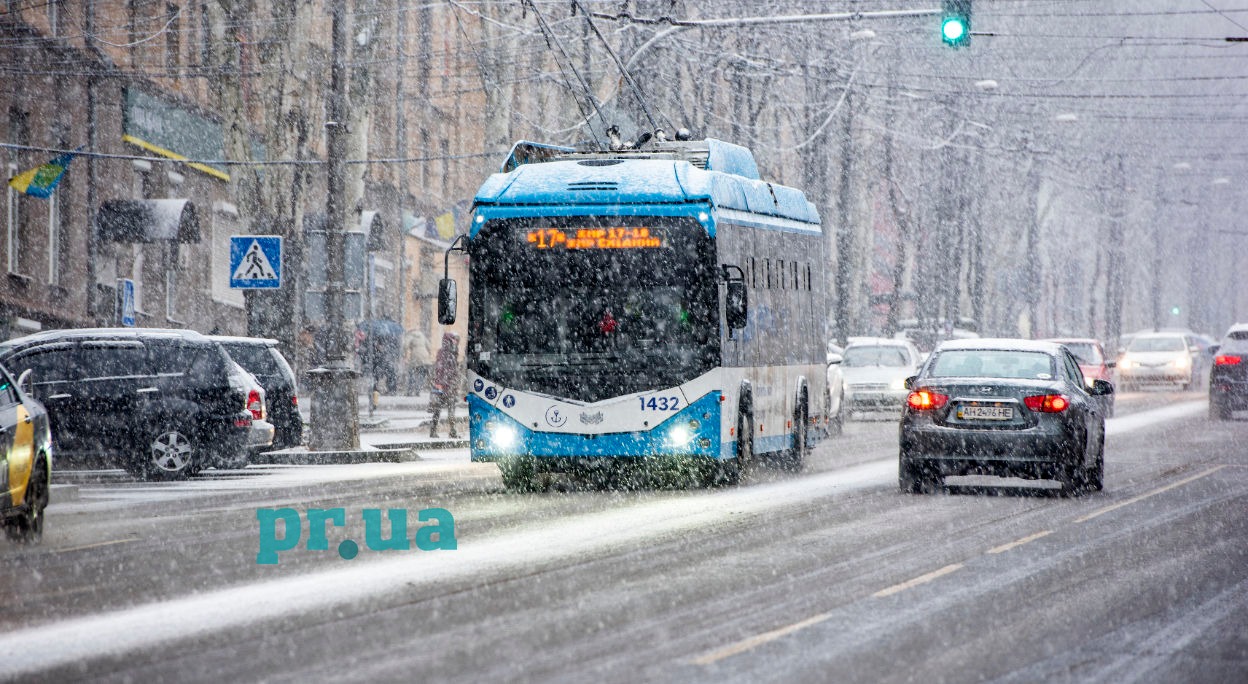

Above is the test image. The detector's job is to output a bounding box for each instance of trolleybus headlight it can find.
[667,424,694,447]
[488,423,518,449]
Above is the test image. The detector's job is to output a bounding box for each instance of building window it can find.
[131,243,145,314]
[211,206,244,308]
[4,162,17,275]
[198,2,211,66]
[165,3,182,73]
[47,190,60,284]
[166,243,179,320]
[47,0,63,36]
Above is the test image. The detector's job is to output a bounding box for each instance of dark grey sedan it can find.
[898,339,1113,496]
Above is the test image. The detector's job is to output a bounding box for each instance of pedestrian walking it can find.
[403,327,433,395]
[428,331,461,438]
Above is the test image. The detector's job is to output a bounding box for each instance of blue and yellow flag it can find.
[8,151,76,199]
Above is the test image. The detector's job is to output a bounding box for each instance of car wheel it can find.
[827,387,844,437]
[3,456,49,544]
[1085,430,1105,492]
[498,455,540,492]
[1209,396,1232,421]
[1057,435,1087,497]
[899,451,938,494]
[137,426,198,480]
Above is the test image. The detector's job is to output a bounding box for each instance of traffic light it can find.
[942,0,972,47]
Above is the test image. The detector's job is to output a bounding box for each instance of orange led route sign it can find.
[525,227,663,250]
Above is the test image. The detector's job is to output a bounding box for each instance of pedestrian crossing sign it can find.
[229,235,283,289]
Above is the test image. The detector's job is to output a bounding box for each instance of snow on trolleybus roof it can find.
[470,138,821,234]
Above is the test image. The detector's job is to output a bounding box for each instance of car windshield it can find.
[1061,342,1102,365]
[843,346,910,368]
[929,350,1055,380]
[1129,336,1185,353]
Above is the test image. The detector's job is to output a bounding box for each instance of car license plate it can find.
[958,405,1012,421]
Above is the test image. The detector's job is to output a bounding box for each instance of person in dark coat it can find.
[428,331,461,438]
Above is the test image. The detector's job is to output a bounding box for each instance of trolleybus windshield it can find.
[469,216,719,403]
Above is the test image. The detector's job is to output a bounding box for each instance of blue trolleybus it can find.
[438,137,830,489]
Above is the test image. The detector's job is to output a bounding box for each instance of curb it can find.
[370,439,469,451]
[49,483,80,505]
[253,447,421,465]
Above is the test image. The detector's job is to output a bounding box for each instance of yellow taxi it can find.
[1,366,53,544]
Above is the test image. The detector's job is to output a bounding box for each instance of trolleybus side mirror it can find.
[438,234,470,325]
[438,278,457,324]
[722,264,748,333]
[726,281,747,330]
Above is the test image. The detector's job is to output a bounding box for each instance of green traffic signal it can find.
[942,0,972,47]
[942,17,966,43]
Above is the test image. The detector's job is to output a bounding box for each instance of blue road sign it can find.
[229,235,283,289]
[119,278,136,327]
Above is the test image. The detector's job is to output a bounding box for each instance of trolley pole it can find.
[309,0,361,450]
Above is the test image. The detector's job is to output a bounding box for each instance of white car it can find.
[1117,332,1203,391]
[826,348,846,436]
[841,338,924,416]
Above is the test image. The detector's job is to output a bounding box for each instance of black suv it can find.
[0,328,256,479]
[212,336,304,449]
[1210,323,1248,420]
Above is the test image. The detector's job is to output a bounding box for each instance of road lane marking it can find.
[987,530,1052,555]
[872,563,964,598]
[691,612,833,666]
[56,539,137,553]
[1074,465,1226,523]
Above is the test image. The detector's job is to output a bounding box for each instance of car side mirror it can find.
[1106,360,1117,369]
[437,278,457,325]
[903,375,916,390]
[827,353,843,366]
[1091,379,1113,396]
[16,368,32,396]
[1209,344,1220,357]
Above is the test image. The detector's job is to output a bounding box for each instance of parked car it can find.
[899,338,1112,496]
[0,364,53,543]
[840,337,924,416]
[1209,323,1248,420]
[0,328,258,480]
[1044,338,1116,416]
[1116,332,1204,391]
[213,336,303,450]
[228,359,274,463]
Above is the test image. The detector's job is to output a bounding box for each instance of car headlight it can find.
[1119,358,1134,370]
[1174,356,1190,369]
[890,377,907,390]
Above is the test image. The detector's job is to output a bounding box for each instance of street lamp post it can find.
[309,0,361,451]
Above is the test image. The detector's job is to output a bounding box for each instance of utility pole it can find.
[833,84,855,346]
[309,0,361,450]
[1104,153,1126,349]
[85,0,101,324]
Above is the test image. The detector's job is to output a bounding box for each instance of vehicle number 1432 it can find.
[640,396,681,411]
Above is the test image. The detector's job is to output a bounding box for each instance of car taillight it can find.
[292,395,299,407]
[247,389,264,420]
[906,389,949,411]
[1214,354,1242,366]
[1024,394,1069,413]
